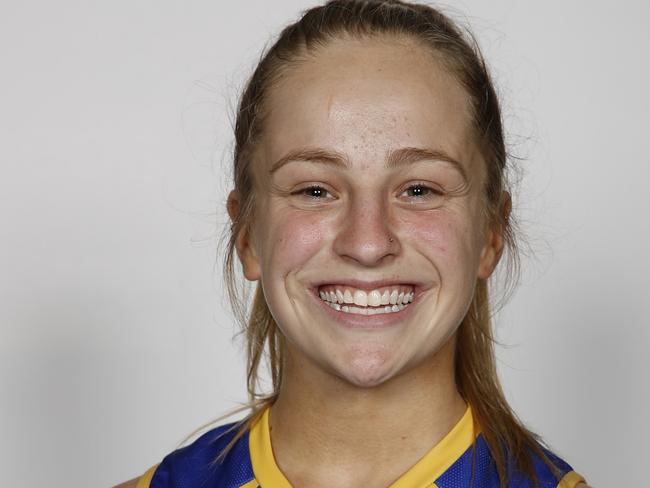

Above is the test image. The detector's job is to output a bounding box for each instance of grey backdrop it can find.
[1,1,648,486]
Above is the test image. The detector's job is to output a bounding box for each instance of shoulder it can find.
[438,433,585,487]
[158,420,244,466]
[462,434,586,487]
[526,445,587,488]
[147,421,255,487]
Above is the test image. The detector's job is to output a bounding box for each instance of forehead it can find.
[259,34,481,175]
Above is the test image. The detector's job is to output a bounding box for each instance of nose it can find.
[332,194,400,267]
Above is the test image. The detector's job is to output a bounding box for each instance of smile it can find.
[318,285,415,316]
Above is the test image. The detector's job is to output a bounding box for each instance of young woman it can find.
[119,1,588,486]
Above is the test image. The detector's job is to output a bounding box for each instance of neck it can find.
[268,335,466,487]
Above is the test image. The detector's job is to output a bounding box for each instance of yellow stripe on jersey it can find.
[239,480,260,488]
[249,404,476,488]
[389,405,476,488]
[135,463,158,488]
[557,470,586,488]
[249,407,292,487]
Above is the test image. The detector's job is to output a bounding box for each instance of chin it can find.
[340,371,392,389]
[336,348,400,388]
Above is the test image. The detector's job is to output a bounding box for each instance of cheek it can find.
[400,210,476,266]
[261,210,329,273]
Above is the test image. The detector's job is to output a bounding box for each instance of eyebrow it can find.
[268,146,468,181]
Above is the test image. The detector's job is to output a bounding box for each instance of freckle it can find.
[401,436,407,441]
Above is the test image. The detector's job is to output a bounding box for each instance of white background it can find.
[1,1,648,486]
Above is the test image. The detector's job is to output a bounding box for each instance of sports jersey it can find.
[135,405,586,488]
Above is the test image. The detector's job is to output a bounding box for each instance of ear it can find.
[477,192,511,280]
[227,190,261,282]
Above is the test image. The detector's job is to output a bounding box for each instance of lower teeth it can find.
[323,301,408,315]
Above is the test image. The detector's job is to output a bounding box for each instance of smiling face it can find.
[230,34,504,388]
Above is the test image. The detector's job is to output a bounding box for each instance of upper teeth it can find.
[318,286,414,307]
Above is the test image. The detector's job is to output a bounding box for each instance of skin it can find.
[117,34,588,488]
[230,34,501,487]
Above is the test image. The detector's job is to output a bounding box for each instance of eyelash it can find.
[402,183,442,199]
[297,185,332,200]
[294,183,442,200]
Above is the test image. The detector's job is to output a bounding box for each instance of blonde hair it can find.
[218,1,559,486]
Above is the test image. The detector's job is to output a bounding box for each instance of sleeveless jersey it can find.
[135,405,586,488]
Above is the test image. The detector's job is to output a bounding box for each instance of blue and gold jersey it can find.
[136,406,585,488]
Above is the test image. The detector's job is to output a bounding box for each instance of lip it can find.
[312,278,425,293]
[309,285,425,329]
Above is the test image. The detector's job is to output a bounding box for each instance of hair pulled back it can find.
[221,1,555,486]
